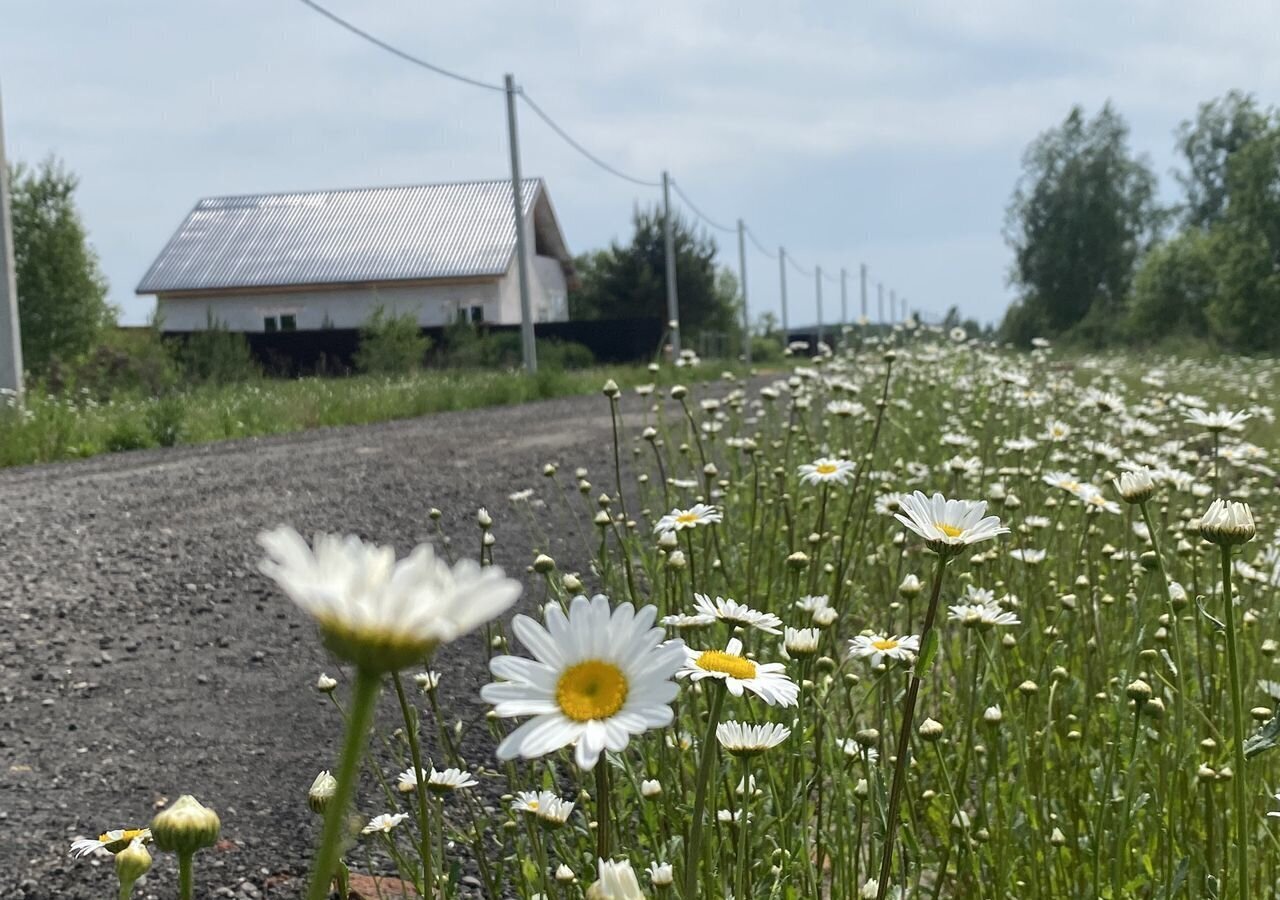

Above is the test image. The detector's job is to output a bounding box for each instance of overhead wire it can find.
[670,181,736,234]
[294,0,910,317]
[519,92,662,188]
[295,0,504,93]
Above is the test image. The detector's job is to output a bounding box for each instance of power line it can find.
[518,92,661,188]
[744,226,778,260]
[670,180,735,234]
[787,255,813,278]
[295,0,504,93]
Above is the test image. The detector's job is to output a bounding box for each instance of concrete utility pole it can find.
[890,289,897,323]
[815,266,824,347]
[503,74,536,374]
[839,267,848,329]
[778,247,789,342]
[0,85,22,397]
[859,263,868,321]
[737,218,750,364]
[661,171,681,358]
[877,282,884,325]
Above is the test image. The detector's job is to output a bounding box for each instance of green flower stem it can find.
[308,667,382,900]
[1220,543,1250,900]
[596,759,612,861]
[118,884,133,900]
[178,852,193,900]
[392,672,434,897]
[875,553,949,900]
[736,754,751,900]
[684,682,726,900]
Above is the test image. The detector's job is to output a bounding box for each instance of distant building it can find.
[136,178,572,332]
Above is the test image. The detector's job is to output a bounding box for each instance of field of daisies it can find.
[72,331,1280,900]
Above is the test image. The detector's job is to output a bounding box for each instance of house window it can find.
[280,314,297,332]
[456,305,484,324]
[470,305,484,323]
[264,316,278,333]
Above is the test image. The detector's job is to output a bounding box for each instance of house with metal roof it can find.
[136,178,572,333]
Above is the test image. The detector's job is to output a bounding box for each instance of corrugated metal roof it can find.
[136,178,544,294]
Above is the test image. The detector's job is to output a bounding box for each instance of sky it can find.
[3,1,1279,328]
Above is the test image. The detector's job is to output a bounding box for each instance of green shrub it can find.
[354,307,432,374]
[176,313,260,384]
[75,325,180,400]
[145,395,186,447]
[536,338,595,370]
[104,418,156,452]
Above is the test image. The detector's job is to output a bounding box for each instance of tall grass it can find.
[0,365,727,469]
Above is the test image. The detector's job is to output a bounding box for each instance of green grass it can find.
[0,364,731,469]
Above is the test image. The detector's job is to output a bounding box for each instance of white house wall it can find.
[157,277,540,332]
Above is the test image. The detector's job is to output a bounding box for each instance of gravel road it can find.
[0,388,658,898]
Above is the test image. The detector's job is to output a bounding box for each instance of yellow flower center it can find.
[872,638,900,651]
[936,523,964,538]
[696,650,758,680]
[556,660,629,722]
[816,462,838,475]
[676,512,699,524]
[98,828,147,848]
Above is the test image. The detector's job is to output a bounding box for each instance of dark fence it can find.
[165,318,666,377]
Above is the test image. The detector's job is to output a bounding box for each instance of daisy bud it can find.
[429,507,442,520]
[557,864,577,883]
[815,655,837,673]
[150,795,221,856]
[648,362,660,373]
[1144,697,1165,719]
[1199,499,1255,546]
[1050,827,1066,846]
[309,771,337,815]
[1252,707,1273,722]
[641,779,662,798]
[666,550,687,570]
[602,379,620,399]
[1198,764,1217,780]
[786,551,810,570]
[1018,680,1039,696]
[670,385,688,400]
[1201,738,1218,752]
[1218,767,1234,782]
[1262,639,1278,658]
[483,532,496,546]
[542,463,557,477]
[563,573,583,593]
[315,673,337,693]
[898,574,923,597]
[854,778,869,798]
[643,427,658,441]
[919,718,944,742]
[477,508,493,529]
[115,838,152,892]
[657,531,679,551]
[594,510,612,528]
[533,554,556,574]
[649,861,675,887]
[1114,468,1157,505]
[855,728,880,747]
[1126,679,1152,703]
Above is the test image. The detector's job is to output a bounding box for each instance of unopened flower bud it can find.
[150,795,221,856]
[1126,679,1152,703]
[477,508,492,529]
[309,771,337,815]
[316,673,337,693]
[533,554,556,574]
[919,718,944,742]
[602,379,620,399]
[115,838,152,890]
[563,573,583,593]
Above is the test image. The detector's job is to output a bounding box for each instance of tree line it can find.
[1002,91,1280,351]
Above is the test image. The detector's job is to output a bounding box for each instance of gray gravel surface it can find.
[0,389,661,898]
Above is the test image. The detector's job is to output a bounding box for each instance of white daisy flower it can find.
[69,828,152,858]
[716,720,792,756]
[648,861,675,886]
[1200,499,1256,545]
[1078,486,1121,515]
[660,612,717,629]
[677,637,799,706]
[848,633,920,667]
[653,503,723,534]
[362,812,410,835]
[893,491,1009,556]
[591,858,645,899]
[257,527,521,673]
[783,626,821,656]
[1185,408,1251,433]
[398,767,478,794]
[1008,548,1046,565]
[1042,471,1084,494]
[947,600,1021,628]
[798,457,857,486]
[512,790,575,826]
[795,594,831,613]
[482,594,687,770]
[692,593,782,634]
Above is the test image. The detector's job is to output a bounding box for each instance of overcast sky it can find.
[3,1,1278,327]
